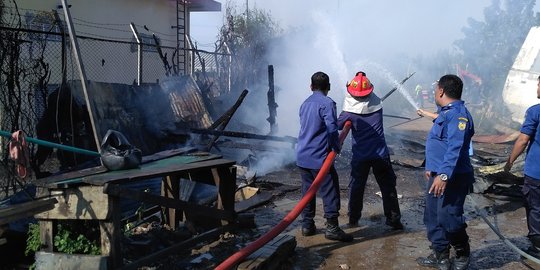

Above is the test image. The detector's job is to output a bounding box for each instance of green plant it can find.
[54,224,100,255]
[25,223,41,256]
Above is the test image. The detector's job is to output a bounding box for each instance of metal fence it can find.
[0,11,232,197]
[0,26,231,86]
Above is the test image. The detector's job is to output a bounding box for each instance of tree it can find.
[454,0,540,100]
[0,0,52,196]
[216,3,281,96]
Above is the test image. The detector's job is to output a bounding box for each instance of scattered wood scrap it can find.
[237,234,297,270]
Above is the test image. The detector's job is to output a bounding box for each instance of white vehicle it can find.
[503,26,540,124]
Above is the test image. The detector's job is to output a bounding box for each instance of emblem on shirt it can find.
[458,121,466,131]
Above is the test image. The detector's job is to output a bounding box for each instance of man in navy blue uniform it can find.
[505,75,540,257]
[337,71,403,230]
[296,71,353,242]
[416,74,474,270]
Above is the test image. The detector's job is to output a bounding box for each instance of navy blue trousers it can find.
[424,172,473,252]
[523,175,540,245]
[299,166,340,227]
[348,158,401,222]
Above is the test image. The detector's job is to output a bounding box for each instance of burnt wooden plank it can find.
[235,191,273,213]
[141,147,198,164]
[237,234,297,270]
[35,165,108,187]
[104,184,236,221]
[0,198,58,225]
[35,148,197,188]
[83,155,231,186]
[120,224,236,270]
[238,236,296,270]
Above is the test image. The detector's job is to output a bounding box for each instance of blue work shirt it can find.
[337,109,389,161]
[425,100,475,180]
[296,90,340,169]
[521,104,540,180]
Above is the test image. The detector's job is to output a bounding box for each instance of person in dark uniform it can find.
[337,71,403,230]
[416,74,475,270]
[504,75,540,257]
[296,71,353,242]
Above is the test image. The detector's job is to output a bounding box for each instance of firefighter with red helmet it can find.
[337,71,403,230]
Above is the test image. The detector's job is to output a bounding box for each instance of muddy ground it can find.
[168,110,540,270]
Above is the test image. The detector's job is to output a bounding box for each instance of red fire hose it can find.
[215,121,352,270]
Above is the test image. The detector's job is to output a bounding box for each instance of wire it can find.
[72,21,131,34]
[71,17,129,27]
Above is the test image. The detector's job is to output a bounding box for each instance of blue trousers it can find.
[424,172,473,252]
[348,158,401,222]
[299,166,340,227]
[523,175,540,245]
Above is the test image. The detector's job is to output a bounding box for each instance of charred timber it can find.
[267,65,278,134]
[168,128,297,144]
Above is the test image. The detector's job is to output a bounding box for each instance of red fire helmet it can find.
[347,71,374,98]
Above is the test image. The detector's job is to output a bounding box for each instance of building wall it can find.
[18,0,178,46]
[16,0,184,84]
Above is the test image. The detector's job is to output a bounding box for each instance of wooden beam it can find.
[0,198,58,225]
[161,175,181,230]
[82,157,234,186]
[104,184,235,221]
[39,220,54,252]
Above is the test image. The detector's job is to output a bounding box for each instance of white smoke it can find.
[189,0,495,173]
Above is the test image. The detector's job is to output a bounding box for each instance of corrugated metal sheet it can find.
[62,75,212,154]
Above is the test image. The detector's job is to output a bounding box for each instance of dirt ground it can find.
[192,107,540,270]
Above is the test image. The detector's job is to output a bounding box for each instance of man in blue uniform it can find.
[504,75,540,257]
[296,71,353,242]
[416,74,475,270]
[337,71,403,230]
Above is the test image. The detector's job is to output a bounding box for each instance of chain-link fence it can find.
[0,7,232,198]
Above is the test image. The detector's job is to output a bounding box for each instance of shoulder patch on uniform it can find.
[458,121,467,131]
[458,117,468,122]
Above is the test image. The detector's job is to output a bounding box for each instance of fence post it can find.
[130,23,143,85]
[60,0,101,153]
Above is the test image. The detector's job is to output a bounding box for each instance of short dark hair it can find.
[311,71,330,91]
[438,74,463,99]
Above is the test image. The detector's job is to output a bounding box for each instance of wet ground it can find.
[195,109,540,270]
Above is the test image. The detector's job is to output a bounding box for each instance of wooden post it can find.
[39,220,54,252]
[100,196,122,268]
[161,175,180,230]
[212,166,236,225]
[267,65,278,134]
[205,89,249,151]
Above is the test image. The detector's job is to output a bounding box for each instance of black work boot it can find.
[325,218,353,242]
[416,247,451,270]
[348,216,359,228]
[452,242,470,270]
[301,223,316,236]
[385,219,404,230]
[527,236,540,259]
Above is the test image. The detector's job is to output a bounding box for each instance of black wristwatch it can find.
[439,174,448,182]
